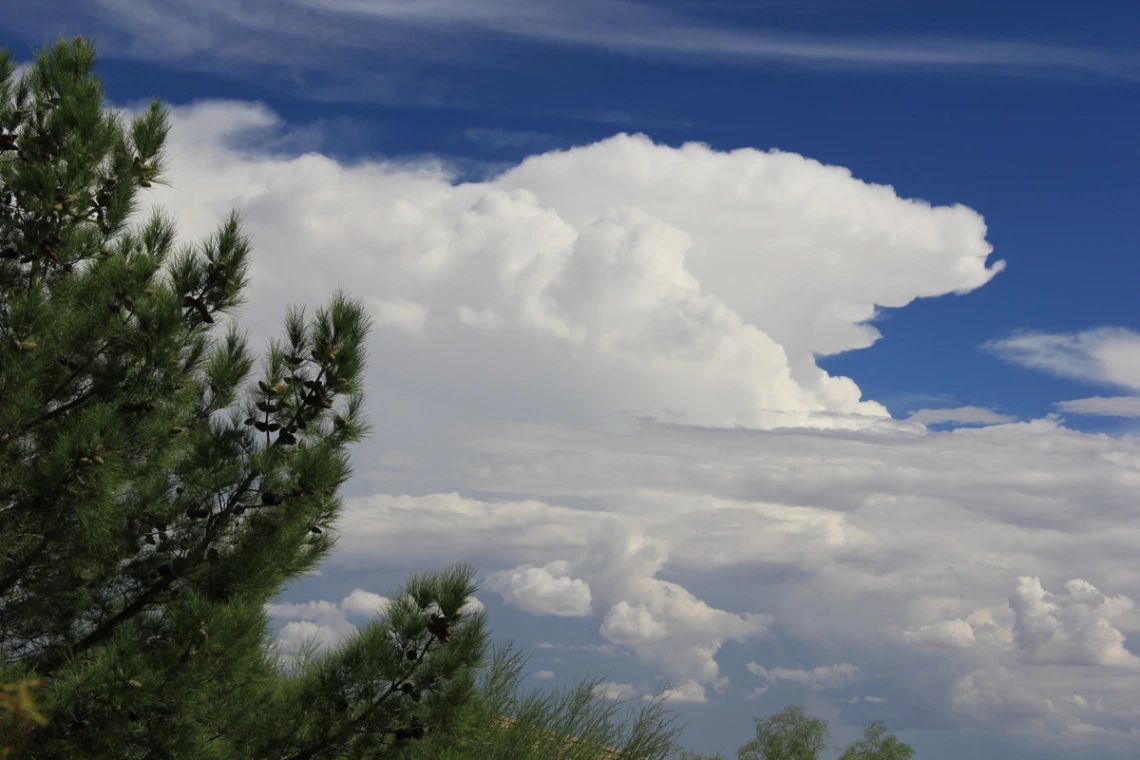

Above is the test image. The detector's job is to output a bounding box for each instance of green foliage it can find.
[0,36,489,759]
[733,707,914,760]
[737,705,829,760]
[395,641,686,760]
[836,720,914,760]
[675,750,729,760]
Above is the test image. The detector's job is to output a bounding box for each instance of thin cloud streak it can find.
[296,0,1140,79]
[8,0,1138,96]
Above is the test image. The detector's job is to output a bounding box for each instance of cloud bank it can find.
[122,99,1140,756]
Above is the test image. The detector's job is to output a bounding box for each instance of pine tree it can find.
[394,642,686,760]
[0,37,489,759]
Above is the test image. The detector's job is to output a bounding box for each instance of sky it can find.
[5,1,1140,757]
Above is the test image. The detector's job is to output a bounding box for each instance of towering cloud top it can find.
[144,102,1002,431]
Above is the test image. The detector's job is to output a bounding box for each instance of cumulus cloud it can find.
[485,565,594,617]
[951,668,1057,729]
[900,618,977,649]
[895,607,1015,650]
[267,600,353,655]
[266,588,394,653]
[496,133,1003,371]
[368,298,429,334]
[1056,396,1140,418]
[1009,577,1140,667]
[985,328,1140,392]
[593,681,642,701]
[601,601,669,643]
[486,520,771,694]
[114,98,1140,751]
[276,620,344,655]
[747,662,861,691]
[532,669,556,680]
[951,666,1140,746]
[324,415,1140,743]
[906,406,1015,426]
[339,588,391,616]
[139,101,1002,432]
[460,596,486,615]
[660,679,714,704]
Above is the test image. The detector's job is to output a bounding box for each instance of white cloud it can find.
[985,328,1140,392]
[368,298,429,334]
[1056,396,1140,418]
[117,98,1140,751]
[906,406,1015,426]
[660,679,712,704]
[276,620,344,655]
[593,678,709,704]
[267,587,397,653]
[593,681,642,701]
[951,667,1055,728]
[139,101,1004,433]
[339,588,392,617]
[532,669,555,680]
[747,662,861,691]
[864,696,887,703]
[951,666,1140,748]
[894,605,1014,650]
[485,565,594,617]
[900,618,977,649]
[601,601,668,643]
[460,596,486,615]
[10,60,33,84]
[1009,577,1140,667]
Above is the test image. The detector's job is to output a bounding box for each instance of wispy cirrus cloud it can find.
[5,0,1138,108]
[282,0,1140,79]
[985,329,1140,420]
[985,328,1140,393]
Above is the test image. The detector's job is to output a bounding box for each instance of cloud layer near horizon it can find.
[129,99,1140,755]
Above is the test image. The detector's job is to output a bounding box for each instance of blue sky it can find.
[7,2,1140,758]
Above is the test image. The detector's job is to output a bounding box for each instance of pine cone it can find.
[261,492,285,507]
[427,613,451,643]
